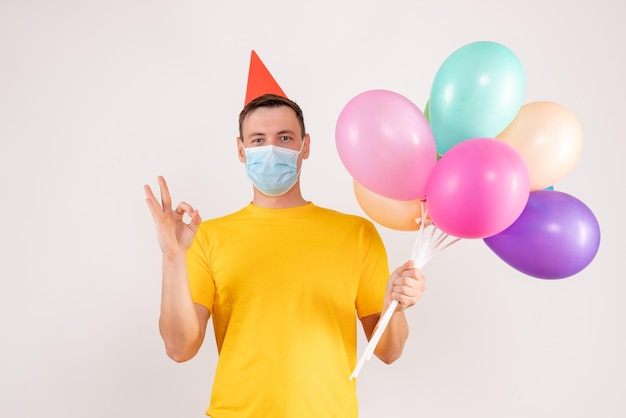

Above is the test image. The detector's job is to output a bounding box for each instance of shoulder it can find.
[313,204,366,219]
[196,207,249,232]
[310,204,378,230]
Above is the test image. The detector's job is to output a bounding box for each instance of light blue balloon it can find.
[429,41,525,155]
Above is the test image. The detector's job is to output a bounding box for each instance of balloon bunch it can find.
[336,41,601,378]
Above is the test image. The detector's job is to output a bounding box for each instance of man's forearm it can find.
[373,310,409,364]
[159,253,203,362]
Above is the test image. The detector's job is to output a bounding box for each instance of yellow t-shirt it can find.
[187,202,389,417]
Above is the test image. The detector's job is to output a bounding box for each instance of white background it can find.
[1,1,624,417]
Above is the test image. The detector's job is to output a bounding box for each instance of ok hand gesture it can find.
[144,176,202,258]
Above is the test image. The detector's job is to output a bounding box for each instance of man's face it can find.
[238,106,310,164]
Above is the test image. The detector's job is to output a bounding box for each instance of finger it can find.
[175,201,194,217]
[145,197,161,221]
[391,260,414,279]
[400,259,414,270]
[189,209,202,231]
[400,266,425,281]
[390,291,413,310]
[395,266,425,289]
[392,283,421,297]
[392,285,425,307]
[144,183,155,199]
[144,185,163,220]
[393,272,426,291]
[158,176,173,211]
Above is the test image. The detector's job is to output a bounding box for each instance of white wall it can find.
[1,0,623,417]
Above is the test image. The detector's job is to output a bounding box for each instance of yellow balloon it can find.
[497,101,583,190]
[353,180,424,231]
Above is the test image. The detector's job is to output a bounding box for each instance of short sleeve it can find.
[186,225,215,312]
[355,220,389,319]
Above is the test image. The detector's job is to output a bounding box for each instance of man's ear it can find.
[237,137,246,162]
[302,134,311,160]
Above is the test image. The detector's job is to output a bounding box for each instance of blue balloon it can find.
[429,41,525,155]
[484,190,600,279]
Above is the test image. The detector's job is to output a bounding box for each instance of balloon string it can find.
[350,216,460,380]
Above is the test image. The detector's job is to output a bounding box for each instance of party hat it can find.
[244,50,286,105]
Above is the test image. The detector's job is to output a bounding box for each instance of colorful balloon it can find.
[353,180,424,231]
[497,101,583,190]
[425,137,530,238]
[335,90,437,201]
[429,41,525,155]
[483,190,600,279]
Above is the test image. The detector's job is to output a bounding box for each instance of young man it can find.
[145,94,426,417]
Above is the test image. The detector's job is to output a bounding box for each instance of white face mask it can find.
[244,141,305,196]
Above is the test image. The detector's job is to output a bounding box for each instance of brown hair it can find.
[238,94,306,140]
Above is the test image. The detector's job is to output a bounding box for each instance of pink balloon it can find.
[335,90,437,200]
[426,137,530,238]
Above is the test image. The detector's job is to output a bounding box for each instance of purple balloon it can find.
[483,190,600,279]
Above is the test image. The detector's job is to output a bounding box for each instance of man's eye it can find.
[252,138,263,143]
[280,136,291,141]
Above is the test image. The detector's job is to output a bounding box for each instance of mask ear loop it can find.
[295,137,307,179]
[299,136,307,153]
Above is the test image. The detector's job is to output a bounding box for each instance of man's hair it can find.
[238,94,306,140]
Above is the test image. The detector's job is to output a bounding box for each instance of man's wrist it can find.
[162,250,187,264]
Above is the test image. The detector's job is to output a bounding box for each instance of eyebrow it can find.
[247,129,297,137]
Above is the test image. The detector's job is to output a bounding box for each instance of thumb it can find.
[394,259,414,275]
